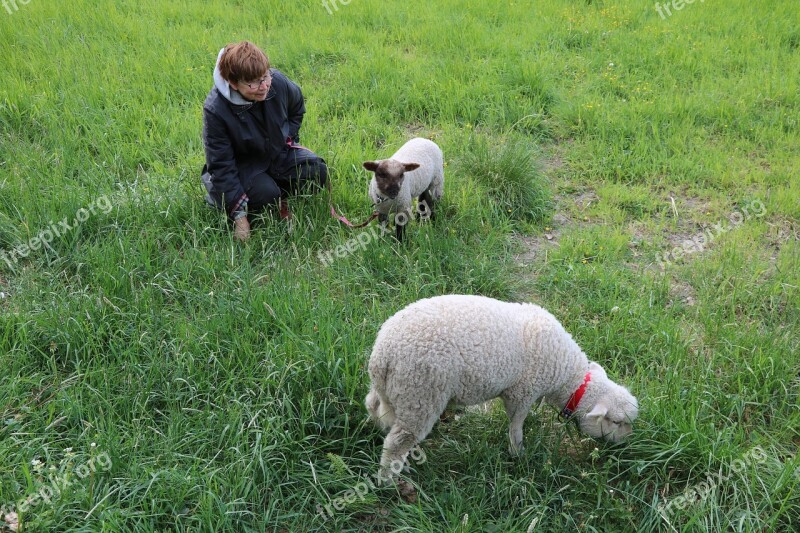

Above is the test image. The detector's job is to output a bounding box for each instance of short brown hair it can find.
[218,41,270,84]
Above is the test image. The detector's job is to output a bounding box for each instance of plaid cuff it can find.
[230,194,249,219]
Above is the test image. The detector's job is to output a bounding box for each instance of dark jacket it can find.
[201,68,309,214]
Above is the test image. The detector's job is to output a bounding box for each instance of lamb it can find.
[363,137,444,242]
[365,294,639,483]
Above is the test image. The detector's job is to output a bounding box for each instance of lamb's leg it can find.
[417,191,435,222]
[502,396,533,456]
[394,208,411,242]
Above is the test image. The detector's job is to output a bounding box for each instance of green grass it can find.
[1,0,798,531]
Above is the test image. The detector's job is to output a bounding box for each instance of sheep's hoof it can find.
[509,444,525,457]
[397,479,417,503]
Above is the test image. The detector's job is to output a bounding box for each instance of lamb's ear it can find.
[403,163,420,172]
[363,161,379,172]
[588,361,608,380]
[585,403,608,419]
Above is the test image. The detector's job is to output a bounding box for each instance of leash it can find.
[327,179,379,228]
[287,138,378,229]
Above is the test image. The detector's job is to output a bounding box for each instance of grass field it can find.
[1,0,798,531]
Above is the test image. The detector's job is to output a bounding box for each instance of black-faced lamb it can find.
[363,137,444,242]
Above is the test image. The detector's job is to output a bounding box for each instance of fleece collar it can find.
[559,371,592,420]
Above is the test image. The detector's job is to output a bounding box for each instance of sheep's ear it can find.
[403,163,420,172]
[588,361,608,380]
[363,161,379,172]
[585,404,608,420]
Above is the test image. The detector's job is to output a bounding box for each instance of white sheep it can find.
[363,137,444,241]
[365,294,639,483]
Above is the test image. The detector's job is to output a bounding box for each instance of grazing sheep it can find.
[365,294,638,483]
[363,137,444,242]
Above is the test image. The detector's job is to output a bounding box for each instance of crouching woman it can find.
[200,41,327,240]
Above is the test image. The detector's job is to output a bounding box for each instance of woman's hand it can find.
[233,216,251,241]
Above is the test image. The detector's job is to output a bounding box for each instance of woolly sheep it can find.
[365,294,638,483]
[363,137,444,241]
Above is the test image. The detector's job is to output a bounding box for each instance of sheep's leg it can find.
[376,394,447,484]
[377,425,418,484]
[502,396,533,456]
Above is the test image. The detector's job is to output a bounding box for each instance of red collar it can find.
[559,371,592,420]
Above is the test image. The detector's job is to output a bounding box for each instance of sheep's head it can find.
[363,159,420,199]
[575,362,638,443]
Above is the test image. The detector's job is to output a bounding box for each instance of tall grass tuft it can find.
[460,134,551,223]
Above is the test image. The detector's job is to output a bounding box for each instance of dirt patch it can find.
[403,123,444,141]
[541,151,565,175]
[513,185,590,268]
[513,183,596,268]
[667,279,697,307]
[539,140,571,178]
[663,191,711,219]
[404,122,426,136]
[764,215,800,256]
[573,190,599,211]
[513,221,563,266]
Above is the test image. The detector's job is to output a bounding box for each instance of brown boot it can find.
[279,197,292,220]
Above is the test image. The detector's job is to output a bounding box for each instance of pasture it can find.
[1,0,798,531]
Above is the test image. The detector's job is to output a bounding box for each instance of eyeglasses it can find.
[244,72,272,90]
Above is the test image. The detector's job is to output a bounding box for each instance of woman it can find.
[200,41,327,240]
